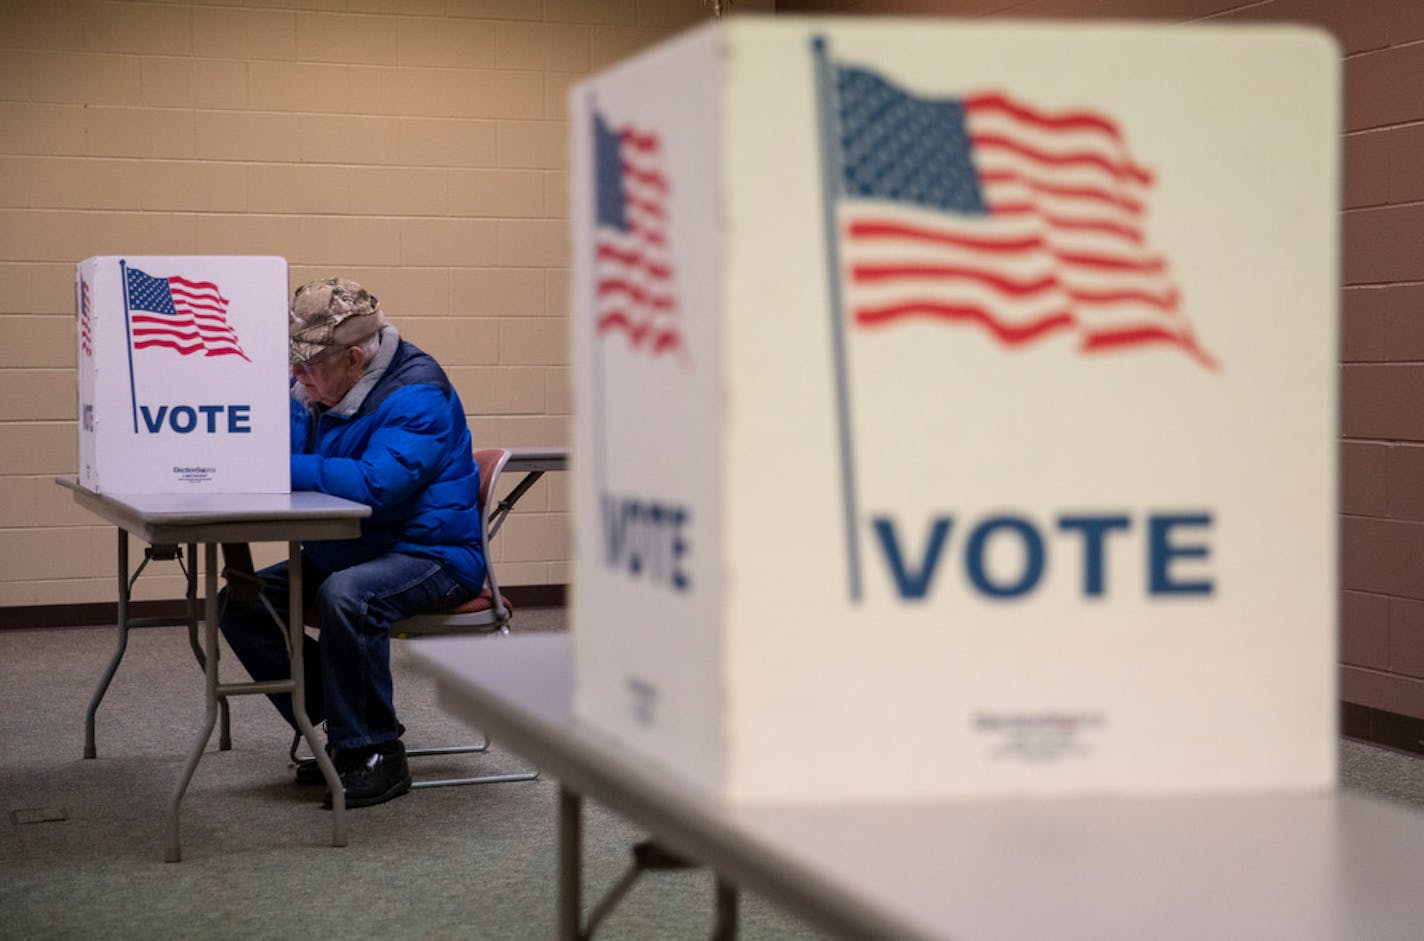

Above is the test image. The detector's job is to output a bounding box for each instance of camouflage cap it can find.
[288,278,386,365]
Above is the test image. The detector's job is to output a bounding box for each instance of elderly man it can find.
[220,278,485,808]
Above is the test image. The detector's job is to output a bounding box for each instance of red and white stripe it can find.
[843,91,1214,369]
[595,127,682,359]
[132,276,249,360]
[80,279,93,358]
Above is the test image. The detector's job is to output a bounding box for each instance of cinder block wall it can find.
[10,2,1423,732]
[0,0,776,611]
[783,0,1424,726]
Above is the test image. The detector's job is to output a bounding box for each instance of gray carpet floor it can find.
[2,614,1422,940]
[0,614,820,940]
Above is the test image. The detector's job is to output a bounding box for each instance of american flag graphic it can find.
[832,63,1215,370]
[79,278,92,358]
[125,266,250,361]
[594,108,683,359]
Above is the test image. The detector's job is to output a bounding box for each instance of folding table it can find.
[410,632,1424,940]
[57,477,369,861]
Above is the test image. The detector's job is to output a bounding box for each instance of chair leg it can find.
[293,737,494,761]
[408,737,539,789]
[291,730,538,788]
[408,766,539,789]
[406,736,491,757]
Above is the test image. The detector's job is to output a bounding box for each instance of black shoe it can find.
[295,757,329,787]
[294,744,340,787]
[323,740,411,809]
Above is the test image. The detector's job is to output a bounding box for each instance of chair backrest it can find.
[472,447,513,619]
[473,447,511,522]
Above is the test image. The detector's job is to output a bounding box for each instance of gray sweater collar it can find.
[293,326,400,418]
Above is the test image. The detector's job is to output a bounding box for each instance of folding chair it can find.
[292,446,538,789]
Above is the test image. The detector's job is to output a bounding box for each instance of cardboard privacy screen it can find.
[77,255,290,494]
[570,18,1339,802]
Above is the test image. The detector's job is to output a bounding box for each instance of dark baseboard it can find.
[0,584,568,631]
[0,599,193,630]
[507,583,567,608]
[1341,702,1424,757]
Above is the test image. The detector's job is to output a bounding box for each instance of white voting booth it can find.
[570,19,1339,803]
[76,255,289,494]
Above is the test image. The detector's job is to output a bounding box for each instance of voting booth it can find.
[570,19,1339,802]
[76,255,290,494]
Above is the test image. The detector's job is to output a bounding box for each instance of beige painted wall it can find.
[0,0,773,610]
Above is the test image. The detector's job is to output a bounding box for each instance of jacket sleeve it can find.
[289,396,310,454]
[290,385,453,510]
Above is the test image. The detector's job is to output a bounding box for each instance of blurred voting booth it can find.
[570,19,1339,802]
[76,256,289,494]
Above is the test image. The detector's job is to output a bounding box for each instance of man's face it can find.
[291,345,360,407]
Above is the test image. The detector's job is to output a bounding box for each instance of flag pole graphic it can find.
[588,95,610,524]
[812,36,863,603]
[119,259,139,434]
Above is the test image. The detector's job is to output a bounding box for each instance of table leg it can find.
[216,566,232,752]
[559,786,583,940]
[179,541,231,751]
[287,540,346,846]
[163,543,222,863]
[712,878,740,940]
[84,528,132,759]
[490,470,544,540]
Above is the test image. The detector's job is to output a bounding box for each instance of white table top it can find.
[504,446,568,473]
[56,476,369,544]
[409,633,1424,941]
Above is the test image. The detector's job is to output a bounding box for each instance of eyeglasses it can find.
[291,346,344,377]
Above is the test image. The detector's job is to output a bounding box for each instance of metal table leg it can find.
[179,540,231,751]
[88,533,232,759]
[489,470,545,539]
[580,838,738,940]
[287,540,346,845]
[162,541,348,862]
[84,529,131,759]
[560,786,583,940]
[713,878,740,940]
[163,543,222,863]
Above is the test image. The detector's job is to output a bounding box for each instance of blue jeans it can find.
[218,552,473,751]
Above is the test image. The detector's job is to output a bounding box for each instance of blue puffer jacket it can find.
[289,329,485,593]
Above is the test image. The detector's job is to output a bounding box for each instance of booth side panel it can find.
[569,25,732,796]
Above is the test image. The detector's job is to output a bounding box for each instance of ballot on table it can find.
[76,255,290,494]
[570,18,1339,802]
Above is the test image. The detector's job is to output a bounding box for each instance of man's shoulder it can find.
[344,334,456,419]
[376,340,450,395]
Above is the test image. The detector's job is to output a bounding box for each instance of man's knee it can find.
[315,573,363,624]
